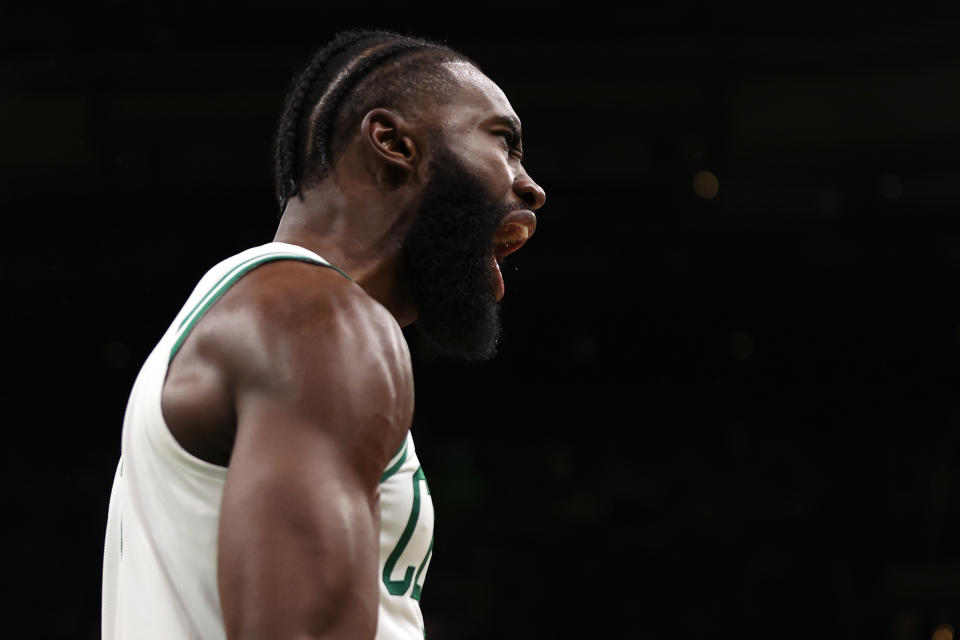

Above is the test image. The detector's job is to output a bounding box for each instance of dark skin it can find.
[160,61,545,640]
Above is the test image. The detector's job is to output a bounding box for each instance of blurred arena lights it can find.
[693,169,719,200]
[932,624,955,640]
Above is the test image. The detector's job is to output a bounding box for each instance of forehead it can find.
[435,61,520,131]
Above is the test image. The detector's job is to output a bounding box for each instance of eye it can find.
[494,130,522,158]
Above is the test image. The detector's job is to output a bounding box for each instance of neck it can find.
[274,181,419,326]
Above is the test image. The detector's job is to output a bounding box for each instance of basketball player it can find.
[100,30,546,639]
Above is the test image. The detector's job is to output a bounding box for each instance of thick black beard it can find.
[402,146,510,361]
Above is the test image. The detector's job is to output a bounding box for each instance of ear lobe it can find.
[362,108,419,173]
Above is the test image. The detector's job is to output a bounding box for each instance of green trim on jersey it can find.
[169,253,350,362]
[380,439,409,484]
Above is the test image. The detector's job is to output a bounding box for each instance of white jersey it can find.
[102,241,434,640]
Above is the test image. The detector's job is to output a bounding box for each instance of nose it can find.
[514,170,546,210]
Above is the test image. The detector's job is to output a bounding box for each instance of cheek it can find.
[447,137,516,198]
[473,154,516,199]
[493,165,518,200]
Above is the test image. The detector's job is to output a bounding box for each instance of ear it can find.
[360,108,421,175]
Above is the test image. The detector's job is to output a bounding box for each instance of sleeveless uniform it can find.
[101,241,434,640]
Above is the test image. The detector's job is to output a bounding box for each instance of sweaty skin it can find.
[163,261,412,639]
[159,61,545,639]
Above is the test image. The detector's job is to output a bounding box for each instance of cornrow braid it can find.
[273,30,388,211]
[272,29,473,214]
[304,40,428,173]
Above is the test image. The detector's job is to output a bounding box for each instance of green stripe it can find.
[177,252,350,333]
[380,440,409,484]
[169,254,349,362]
[177,253,275,332]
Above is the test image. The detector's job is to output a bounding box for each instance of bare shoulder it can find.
[242,259,413,464]
[172,258,413,479]
[226,259,411,383]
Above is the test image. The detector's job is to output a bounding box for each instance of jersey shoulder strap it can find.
[169,243,350,362]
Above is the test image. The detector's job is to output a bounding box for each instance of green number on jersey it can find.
[383,466,432,598]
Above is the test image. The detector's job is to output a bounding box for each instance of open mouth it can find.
[490,209,537,301]
[493,210,537,263]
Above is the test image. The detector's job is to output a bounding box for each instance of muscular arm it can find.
[216,267,413,640]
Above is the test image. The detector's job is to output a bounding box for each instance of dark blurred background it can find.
[5,5,960,638]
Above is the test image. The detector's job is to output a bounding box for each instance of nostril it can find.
[514,174,546,209]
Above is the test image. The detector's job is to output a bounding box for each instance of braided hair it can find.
[272,29,475,214]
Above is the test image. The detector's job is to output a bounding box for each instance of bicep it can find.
[218,396,381,640]
[214,283,413,639]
